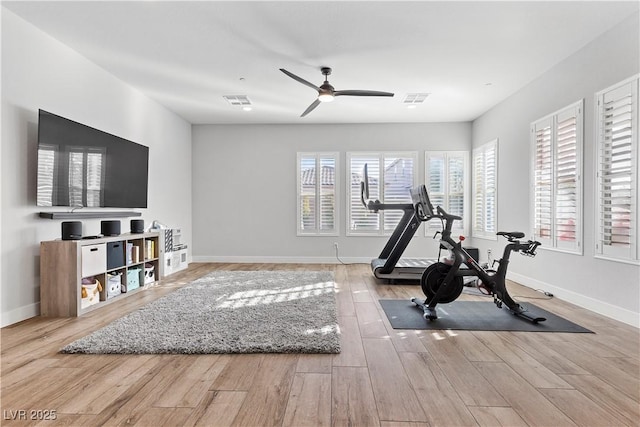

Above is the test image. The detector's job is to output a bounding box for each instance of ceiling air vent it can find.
[223,95,252,111]
[403,93,430,105]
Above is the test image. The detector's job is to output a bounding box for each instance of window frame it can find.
[346,151,418,236]
[594,75,639,264]
[472,139,498,241]
[530,100,584,255]
[424,150,470,237]
[296,152,339,237]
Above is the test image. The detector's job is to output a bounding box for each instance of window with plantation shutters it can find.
[531,101,583,253]
[472,140,497,240]
[347,152,417,235]
[533,119,553,241]
[297,152,338,236]
[595,76,639,262]
[425,151,469,236]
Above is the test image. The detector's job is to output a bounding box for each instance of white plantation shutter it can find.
[297,153,338,236]
[448,155,466,224]
[533,119,553,244]
[427,155,446,212]
[473,151,484,234]
[596,77,639,261]
[531,101,582,253]
[319,157,336,231]
[383,156,415,231]
[349,155,379,232]
[555,107,580,250]
[425,151,469,235]
[472,140,497,239]
[347,152,417,235]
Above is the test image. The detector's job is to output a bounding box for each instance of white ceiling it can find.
[4,1,639,124]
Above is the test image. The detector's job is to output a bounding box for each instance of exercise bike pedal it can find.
[411,298,438,320]
[423,308,438,320]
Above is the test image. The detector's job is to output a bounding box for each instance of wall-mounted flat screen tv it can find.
[37,110,149,208]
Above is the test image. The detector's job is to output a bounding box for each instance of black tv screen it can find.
[37,110,149,208]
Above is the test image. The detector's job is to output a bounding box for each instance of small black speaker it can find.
[101,220,121,236]
[61,221,82,240]
[131,219,144,234]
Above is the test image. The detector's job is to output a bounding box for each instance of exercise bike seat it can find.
[497,231,525,239]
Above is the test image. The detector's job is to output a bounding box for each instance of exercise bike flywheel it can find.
[421,262,464,304]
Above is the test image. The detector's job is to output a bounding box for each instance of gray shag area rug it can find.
[61,270,340,354]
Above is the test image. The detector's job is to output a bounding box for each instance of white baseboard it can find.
[191,256,371,264]
[1,302,39,328]
[508,272,639,328]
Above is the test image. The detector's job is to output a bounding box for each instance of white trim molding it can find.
[508,271,639,328]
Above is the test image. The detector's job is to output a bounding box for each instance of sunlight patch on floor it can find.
[217,281,336,309]
[305,324,339,335]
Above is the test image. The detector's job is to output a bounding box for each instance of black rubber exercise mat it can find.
[379,300,593,332]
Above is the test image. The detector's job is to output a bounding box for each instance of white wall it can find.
[471,12,640,326]
[192,123,471,263]
[1,9,193,326]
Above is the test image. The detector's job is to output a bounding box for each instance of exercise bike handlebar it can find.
[436,205,462,222]
[499,234,541,257]
[522,240,541,257]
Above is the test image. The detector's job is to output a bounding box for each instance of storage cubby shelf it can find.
[40,232,161,317]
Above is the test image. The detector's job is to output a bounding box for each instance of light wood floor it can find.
[1,263,639,427]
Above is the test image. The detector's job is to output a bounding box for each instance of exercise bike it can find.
[409,185,546,324]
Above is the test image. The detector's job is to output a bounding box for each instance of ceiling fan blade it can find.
[301,99,321,117]
[280,68,321,91]
[334,90,394,97]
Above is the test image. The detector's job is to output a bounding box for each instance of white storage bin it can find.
[81,278,102,309]
[107,273,122,299]
[81,243,106,277]
[144,264,155,285]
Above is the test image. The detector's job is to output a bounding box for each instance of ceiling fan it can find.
[280,67,394,117]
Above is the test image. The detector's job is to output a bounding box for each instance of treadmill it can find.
[360,164,435,283]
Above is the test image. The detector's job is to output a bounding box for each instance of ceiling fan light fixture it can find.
[318,93,334,102]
